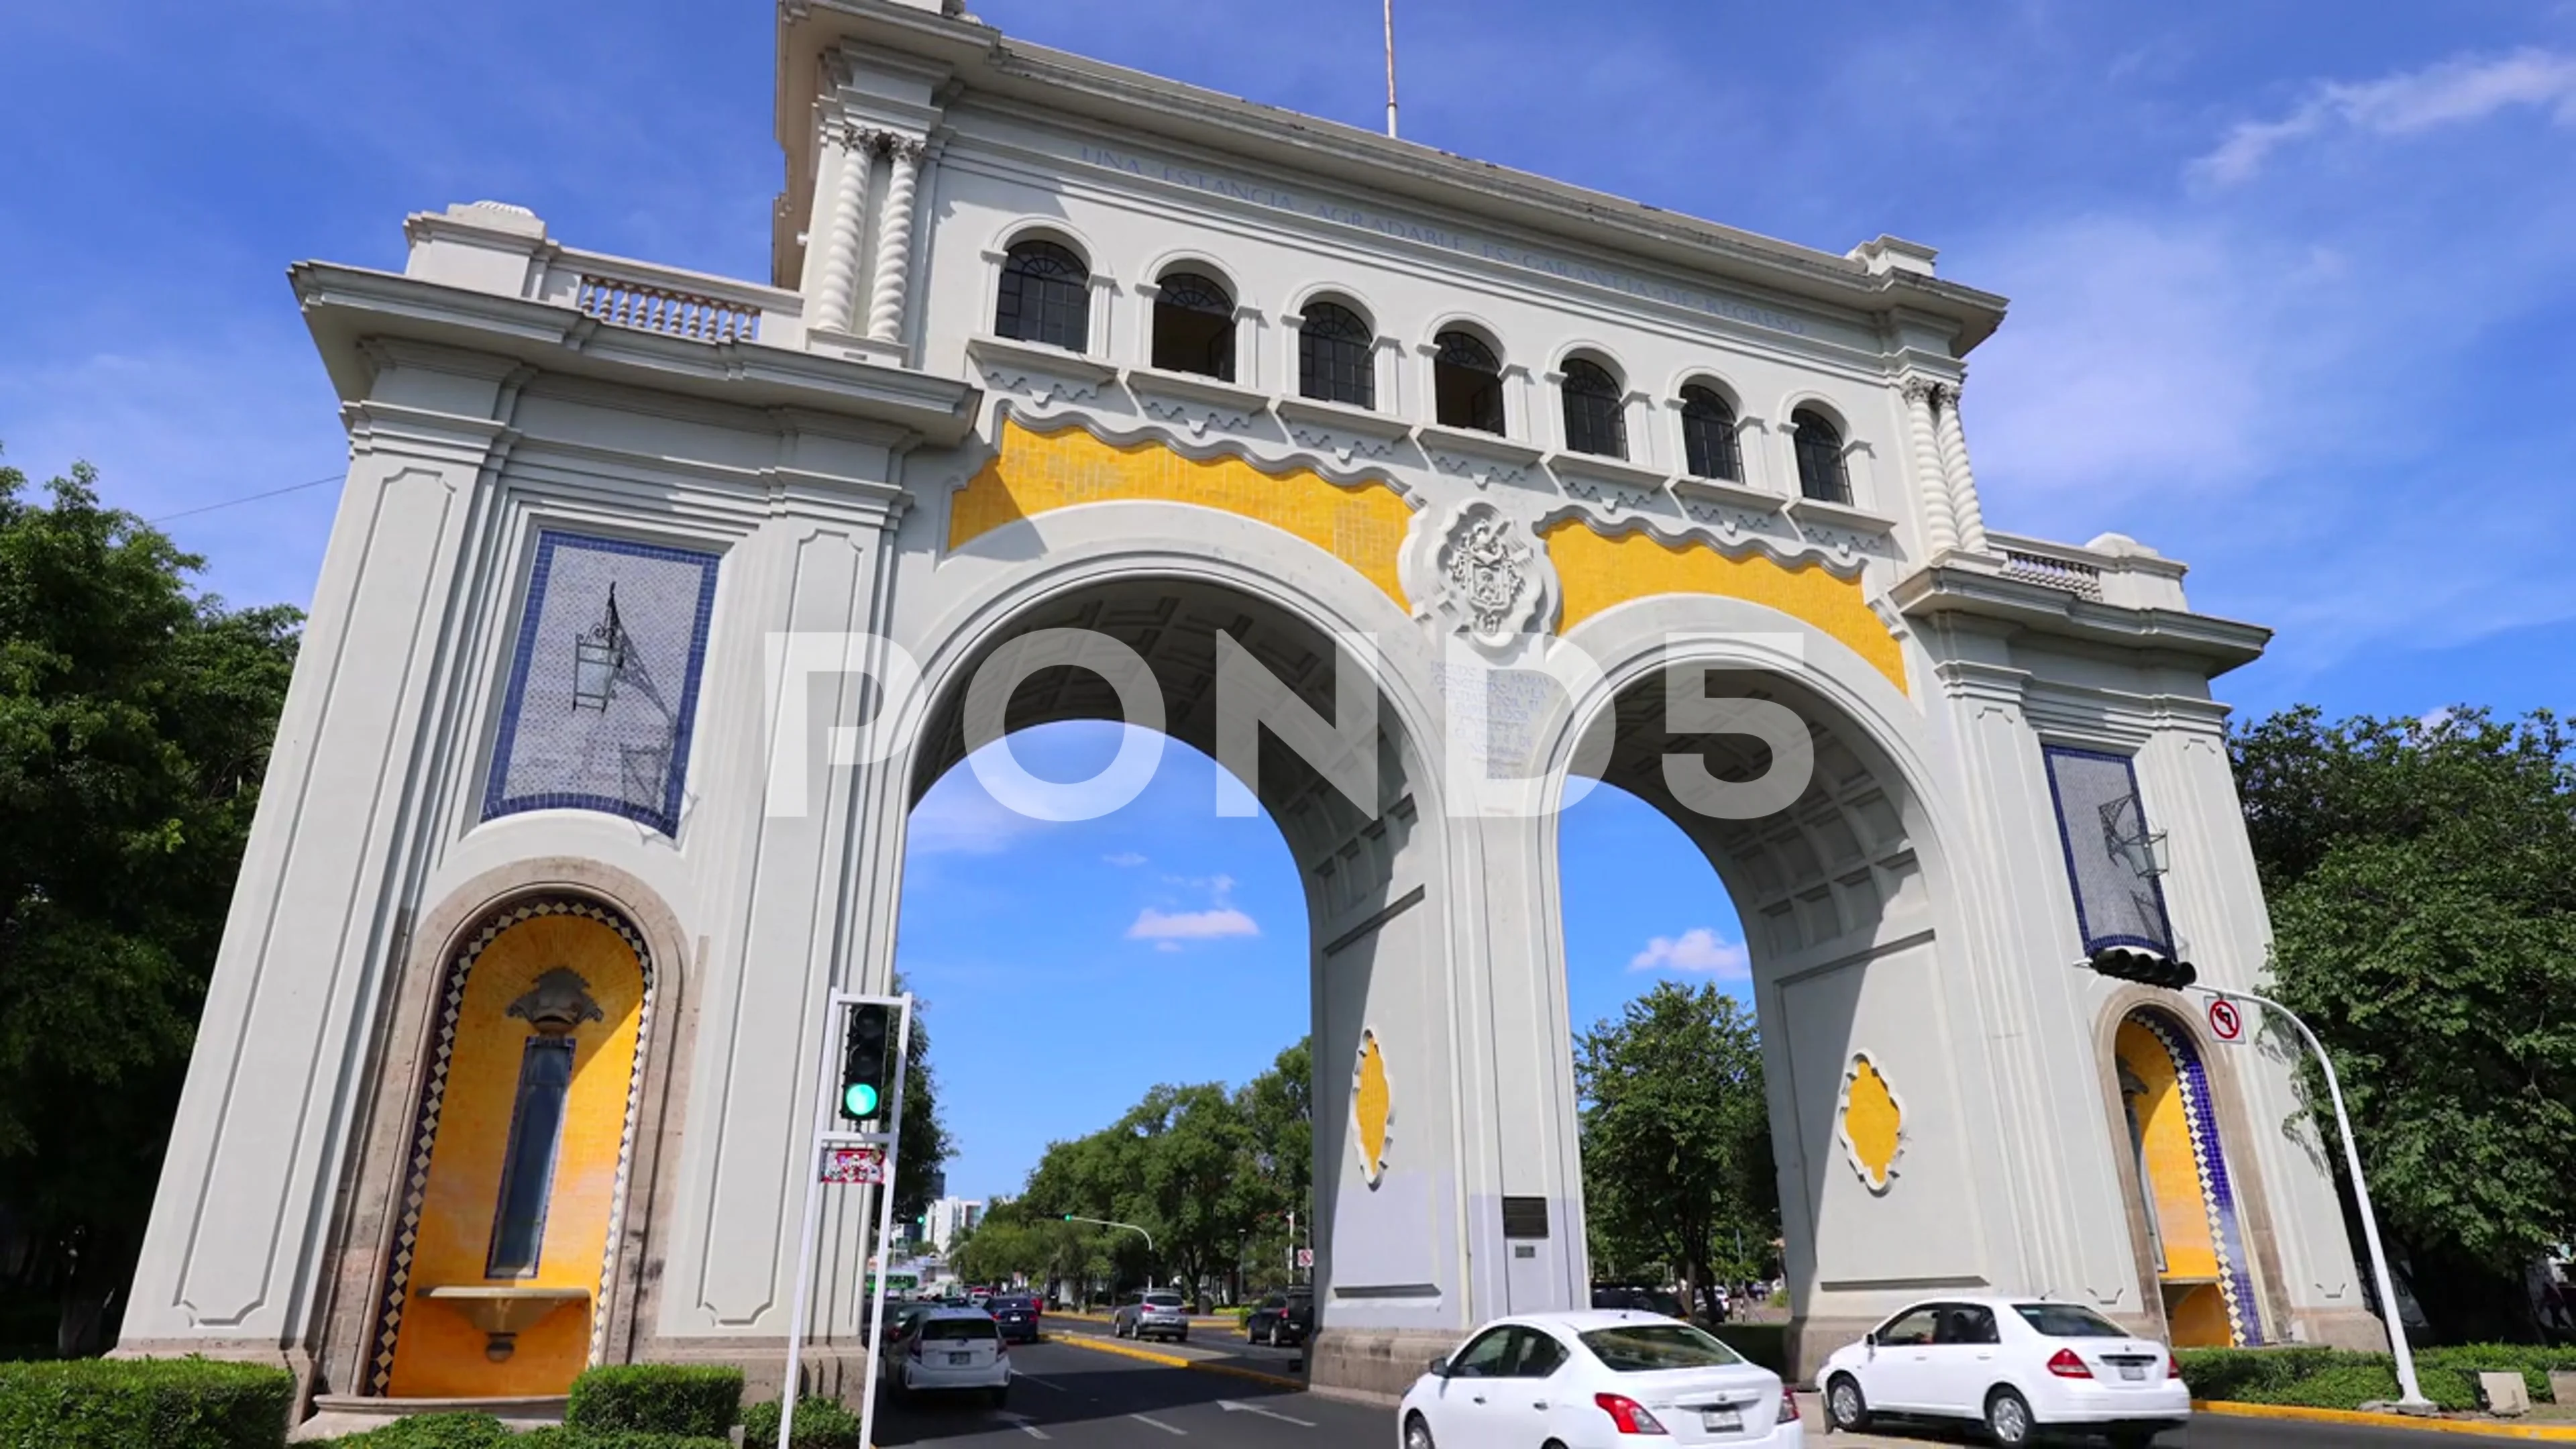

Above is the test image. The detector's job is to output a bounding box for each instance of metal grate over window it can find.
[1792,408,1851,503]
[1680,385,1742,481]
[2043,746,2175,953]
[1560,358,1627,459]
[1150,270,1235,380]
[995,239,1091,352]
[1434,330,1505,434]
[1299,301,1376,408]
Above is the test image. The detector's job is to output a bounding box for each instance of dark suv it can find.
[987,1293,1042,1343]
[1244,1287,1313,1346]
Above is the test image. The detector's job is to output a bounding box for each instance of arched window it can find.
[1151,269,1234,381]
[995,239,1091,352]
[1792,407,1851,503]
[1680,384,1741,482]
[1560,358,1626,459]
[1433,330,1505,433]
[1299,300,1375,408]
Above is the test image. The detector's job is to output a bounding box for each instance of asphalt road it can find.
[867,1336,1377,1447]
[873,1320,2529,1448]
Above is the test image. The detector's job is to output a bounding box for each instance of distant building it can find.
[926,1197,983,1254]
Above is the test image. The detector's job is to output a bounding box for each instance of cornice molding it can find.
[1890,563,2271,676]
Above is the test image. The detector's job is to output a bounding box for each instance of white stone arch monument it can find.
[119,0,2382,1421]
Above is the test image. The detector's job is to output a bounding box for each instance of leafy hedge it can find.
[1708,1324,1786,1375]
[740,1396,863,1449]
[317,1413,729,1449]
[563,1366,742,1439]
[2178,1344,2576,1412]
[0,1356,294,1449]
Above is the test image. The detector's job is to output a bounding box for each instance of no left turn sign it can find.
[2206,998,2245,1044]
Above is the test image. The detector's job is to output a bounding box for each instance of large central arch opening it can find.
[1558,659,1961,1360]
[889,574,1445,1330]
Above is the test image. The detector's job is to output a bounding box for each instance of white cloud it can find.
[1628,928,1750,979]
[1126,905,1260,942]
[906,781,1038,855]
[1103,851,1148,867]
[2195,49,2576,186]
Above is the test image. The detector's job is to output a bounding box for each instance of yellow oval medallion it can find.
[1838,1053,1904,1193]
[1353,1030,1391,1186]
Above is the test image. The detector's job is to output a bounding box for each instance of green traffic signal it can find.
[839,1003,892,1124]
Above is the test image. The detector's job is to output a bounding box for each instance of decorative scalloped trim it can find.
[1534,500,1869,580]
[983,400,1419,502]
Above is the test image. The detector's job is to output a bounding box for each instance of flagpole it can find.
[1383,0,1399,138]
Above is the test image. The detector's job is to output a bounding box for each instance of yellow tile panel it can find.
[2116,1020,2221,1285]
[388,915,645,1398]
[947,419,1411,608]
[1541,519,1907,693]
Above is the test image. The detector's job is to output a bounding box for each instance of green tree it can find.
[2233,705,2576,1342]
[889,975,951,1230]
[0,457,301,1357]
[1575,981,1776,1318]
[1234,1038,1311,1292]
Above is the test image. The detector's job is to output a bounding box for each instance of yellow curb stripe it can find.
[2193,1400,2576,1440]
[1049,1331,1309,1392]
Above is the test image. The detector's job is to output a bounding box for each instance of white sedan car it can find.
[879,1305,1012,1405]
[1817,1297,2189,1447]
[1399,1309,1801,1448]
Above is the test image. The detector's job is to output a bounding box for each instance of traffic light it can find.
[2087,945,2197,991]
[840,1003,892,1122]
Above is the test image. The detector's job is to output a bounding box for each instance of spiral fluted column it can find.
[812,121,873,336]
[1934,383,1991,553]
[865,135,923,345]
[1902,376,1959,557]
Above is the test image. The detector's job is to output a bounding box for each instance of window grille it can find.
[1792,408,1851,503]
[1680,385,1741,481]
[1434,330,1505,433]
[1150,270,1235,380]
[1299,301,1376,408]
[1560,358,1627,459]
[995,240,1091,352]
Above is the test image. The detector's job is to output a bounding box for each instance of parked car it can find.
[1589,1284,1688,1319]
[1401,1309,1800,1447]
[1244,1288,1313,1346]
[1817,1297,2188,1447]
[879,1305,1011,1405]
[1111,1289,1191,1342]
[988,1292,1043,1343]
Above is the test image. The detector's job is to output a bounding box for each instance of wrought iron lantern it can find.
[2098,794,2170,880]
[571,585,629,710]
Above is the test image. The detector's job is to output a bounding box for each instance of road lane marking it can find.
[1015,1374,1067,1391]
[996,1411,1051,1439]
[1130,1413,1187,1435]
[1049,1331,1309,1391]
[1220,1399,1317,1427]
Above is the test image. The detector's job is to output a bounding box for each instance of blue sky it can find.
[5,1,2573,1199]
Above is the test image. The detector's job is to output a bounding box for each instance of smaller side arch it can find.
[2089,989,2293,1348]
[314,859,696,1403]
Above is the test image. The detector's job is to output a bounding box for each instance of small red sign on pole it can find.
[2206,998,2245,1044]
[822,1146,886,1184]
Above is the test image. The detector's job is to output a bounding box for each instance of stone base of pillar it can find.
[2288,1307,2391,1354]
[1307,1326,1461,1401]
[1783,1315,1879,1387]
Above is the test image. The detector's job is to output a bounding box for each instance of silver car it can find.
[1112,1289,1191,1342]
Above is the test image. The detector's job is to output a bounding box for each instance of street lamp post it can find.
[1059,1214,1155,1256]
[2201,984,2434,1414]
